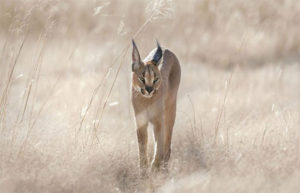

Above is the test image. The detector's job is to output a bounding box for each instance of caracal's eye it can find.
[153,78,159,84]
[139,77,145,84]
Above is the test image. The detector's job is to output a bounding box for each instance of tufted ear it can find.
[152,40,162,66]
[132,39,142,72]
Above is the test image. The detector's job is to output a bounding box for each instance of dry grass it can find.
[0,0,299,192]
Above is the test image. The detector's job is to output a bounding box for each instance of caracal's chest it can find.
[132,90,165,124]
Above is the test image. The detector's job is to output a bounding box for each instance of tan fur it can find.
[130,41,181,175]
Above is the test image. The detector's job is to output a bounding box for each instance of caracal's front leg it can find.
[151,118,164,172]
[136,124,148,177]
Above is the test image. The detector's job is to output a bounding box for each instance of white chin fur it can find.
[142,93,153,98]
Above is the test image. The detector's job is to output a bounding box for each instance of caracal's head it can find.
[131,40,163,98]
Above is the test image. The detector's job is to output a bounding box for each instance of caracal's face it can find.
[132,62,161,98]
[131,40,163,98]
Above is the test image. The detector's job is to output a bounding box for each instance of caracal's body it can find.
[130,40,181,175]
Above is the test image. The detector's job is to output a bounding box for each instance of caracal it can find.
[131,40,181,175]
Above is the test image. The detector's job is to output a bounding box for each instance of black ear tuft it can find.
[152,40,162,65]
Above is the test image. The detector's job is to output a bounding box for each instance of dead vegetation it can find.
[0,0,299,192]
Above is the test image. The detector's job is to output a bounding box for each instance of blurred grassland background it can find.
[0,0,299,192]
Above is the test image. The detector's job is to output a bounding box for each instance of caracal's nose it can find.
[145,86,153,93]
